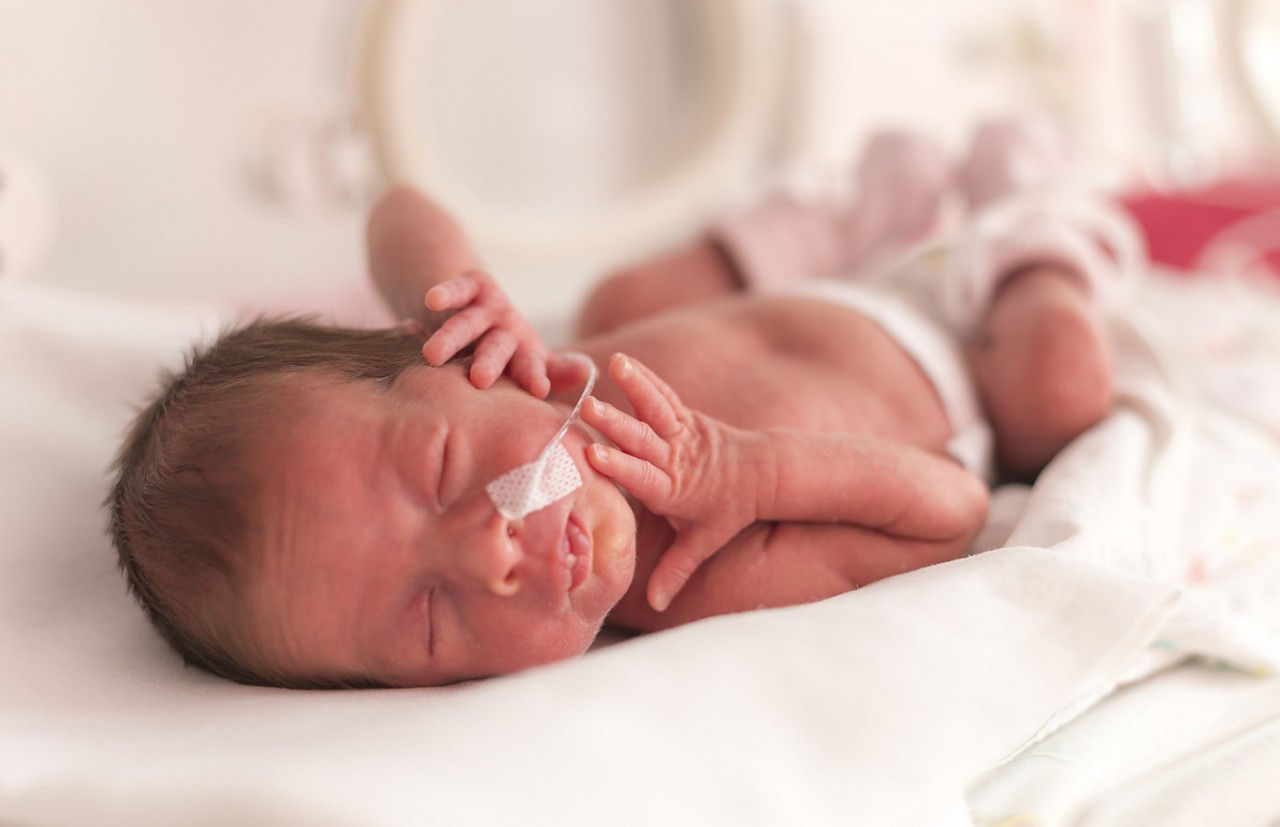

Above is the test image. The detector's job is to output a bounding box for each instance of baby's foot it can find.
[969,265,1114,478]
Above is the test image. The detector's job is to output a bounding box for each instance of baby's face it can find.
[247,362,637,686]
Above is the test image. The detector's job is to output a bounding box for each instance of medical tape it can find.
[484,352,597,520]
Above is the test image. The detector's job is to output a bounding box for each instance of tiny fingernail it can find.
[589,444,607,463]
[651,590,670,612]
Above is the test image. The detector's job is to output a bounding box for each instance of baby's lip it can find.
[565,512,592,591]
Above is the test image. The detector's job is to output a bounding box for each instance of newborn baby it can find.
[110,120,1128,688]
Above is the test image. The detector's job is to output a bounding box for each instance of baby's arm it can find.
[366,186,481,325]
[582,354,989,611]
[608,518,974,632]
[366,187,580,397]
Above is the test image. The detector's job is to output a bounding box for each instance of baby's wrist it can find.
[732,428,779,524]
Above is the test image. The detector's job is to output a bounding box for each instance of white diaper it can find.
[784,279,996,482]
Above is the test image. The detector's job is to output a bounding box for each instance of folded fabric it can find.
[2,271,1278,825]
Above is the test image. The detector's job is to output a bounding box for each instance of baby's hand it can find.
[581,353,764,611]
[422,269,552,397]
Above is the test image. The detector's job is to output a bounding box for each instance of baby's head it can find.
[109,319,637,688]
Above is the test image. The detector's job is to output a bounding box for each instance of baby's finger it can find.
[469,329,518,388]
[586,443,673,506]
[627,356,688,420]
[422,305,492,365]
[609,354,681,439]
[646,538,715,612]
[424,272,483,312]
[508,348,551,399]
[547,353,592,393]
[581,396,670,467]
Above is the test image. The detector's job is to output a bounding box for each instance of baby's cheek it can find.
[487,613,597,673]
[594,497,638,587]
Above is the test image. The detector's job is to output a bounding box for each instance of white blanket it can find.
[1,273,1277,825]
[970,273,1280,825]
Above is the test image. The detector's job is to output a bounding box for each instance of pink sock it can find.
[712,131,951,291]
[931,116,1143,334]
[955,115,1073,210]
[938,196,1145,336]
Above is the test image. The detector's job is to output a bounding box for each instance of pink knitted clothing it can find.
[712,130,952,290]
[711,116,1143,332]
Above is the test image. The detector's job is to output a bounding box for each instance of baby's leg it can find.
[366,185,482,324]
[575,238,740,337]
[968,264,1113,479]
[577,130,951,337]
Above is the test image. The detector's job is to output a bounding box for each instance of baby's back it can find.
[572,292,954,454]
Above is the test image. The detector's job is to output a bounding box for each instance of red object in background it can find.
[1120,177,1280,278]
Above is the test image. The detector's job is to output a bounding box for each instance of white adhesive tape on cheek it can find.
[485,441,582,520]
[484,353,598,520]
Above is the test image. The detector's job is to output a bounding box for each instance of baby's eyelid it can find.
[434,432,454,511]
[425,586,437,658]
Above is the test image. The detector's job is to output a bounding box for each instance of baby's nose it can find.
[467,516,523,597]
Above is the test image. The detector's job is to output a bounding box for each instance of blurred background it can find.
[4,0,1280,324]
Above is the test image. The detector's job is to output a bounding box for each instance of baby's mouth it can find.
[565,513,592,591]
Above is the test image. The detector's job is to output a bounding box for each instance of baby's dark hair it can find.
[107,318,426,688]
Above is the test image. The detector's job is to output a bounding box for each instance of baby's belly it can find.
[576,294,956,452]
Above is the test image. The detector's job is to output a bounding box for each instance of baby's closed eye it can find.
[423,586,437,657]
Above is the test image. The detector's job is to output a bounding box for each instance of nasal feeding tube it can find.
[484,353,598,520]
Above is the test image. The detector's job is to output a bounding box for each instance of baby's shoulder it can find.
[572,295,768,363]
[574,292,838,357]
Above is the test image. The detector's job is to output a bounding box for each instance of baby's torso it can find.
[573,292,964,626]
[574,293,955,452]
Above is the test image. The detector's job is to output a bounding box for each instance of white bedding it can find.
[2,272,1278,826]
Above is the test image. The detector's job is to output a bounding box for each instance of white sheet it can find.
[970,664,1280,825]
[968,271,1280,825]
[1,271,1278,825]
